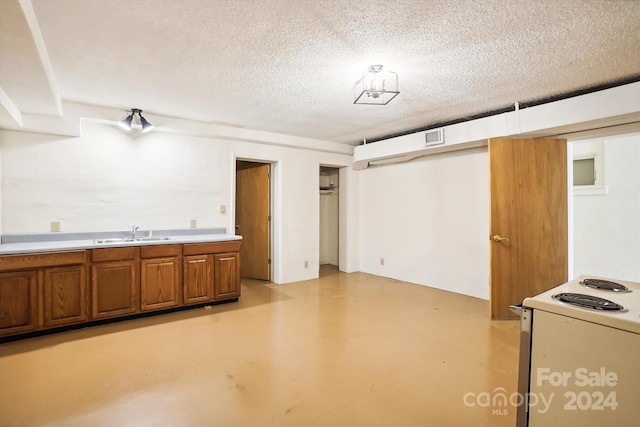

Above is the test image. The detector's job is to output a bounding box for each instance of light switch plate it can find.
[51,221,61,232]
[190,219,197,228]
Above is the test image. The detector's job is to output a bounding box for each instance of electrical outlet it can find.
[304,260,309,268]
[380,258,384,265]
[190,219,197,228]
[220,205,226,214]
[51,221,61,232]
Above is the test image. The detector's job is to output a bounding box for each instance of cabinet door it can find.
[44,265,88,327]
[214,253,240,300]
[140,257,180,311]
[0,270,38,336]
[91,261,138,319]
[183,255,213,304]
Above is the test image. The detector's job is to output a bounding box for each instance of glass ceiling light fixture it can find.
[118,108,154,132]
[353,64,399,105]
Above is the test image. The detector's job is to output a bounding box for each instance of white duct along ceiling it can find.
[354,82,640,169]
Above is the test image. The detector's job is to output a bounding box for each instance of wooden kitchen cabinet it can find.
[214,252,240,300]
[183,254,214,304]
[140,245,182,311]
[183,240,242,304]
[0,250,88,336]
[0,270,38,336]
[0,239,240,339]
[43,265,88,327]
[91,247,139,320]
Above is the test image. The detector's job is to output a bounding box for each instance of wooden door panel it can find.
[140,258,180,311]
[0,270,38,335]
[91,262,138,319]
[44,265,88,327]
[489,138,568,319]
[183,255,214,304]
[214,253,240,300]
[236,162,270,280]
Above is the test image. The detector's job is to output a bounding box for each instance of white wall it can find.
[572,132,640,281]
[3,118,637,295]
[358,147,490,299]
[356,130,640,300]
[0,122,353,285]
[1,124,231,232]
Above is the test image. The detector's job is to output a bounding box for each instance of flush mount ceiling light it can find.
[118,108,154,132]
[353,65,400,105]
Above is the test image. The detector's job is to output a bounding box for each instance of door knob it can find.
[492,234,509,242]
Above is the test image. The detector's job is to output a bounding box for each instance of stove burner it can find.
[580,278,631,293]
[553,293,626,311]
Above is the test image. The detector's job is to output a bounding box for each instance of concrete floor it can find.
[0,266,520,427]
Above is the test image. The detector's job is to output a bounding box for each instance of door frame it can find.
[232,154,278,283]
[319,165,341,269]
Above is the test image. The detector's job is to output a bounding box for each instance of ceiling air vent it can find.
[425,128,444,146]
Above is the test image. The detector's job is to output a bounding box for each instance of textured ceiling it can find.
[1,0,639,145]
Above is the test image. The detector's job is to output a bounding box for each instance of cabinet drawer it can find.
[140,244,181,259]
[0,251,86,272]
[183,241,241,255]
[91,247,139,262]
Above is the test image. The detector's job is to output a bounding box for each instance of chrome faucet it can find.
[130,226,139,239]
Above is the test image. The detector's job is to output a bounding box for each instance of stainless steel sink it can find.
[135,236,171,242]
[93,236,171,244]
[93,238,135,244]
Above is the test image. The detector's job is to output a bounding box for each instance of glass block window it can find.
[573,158,595,186]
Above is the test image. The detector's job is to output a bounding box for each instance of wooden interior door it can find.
[489,138,568,319]
[236,162,270,280]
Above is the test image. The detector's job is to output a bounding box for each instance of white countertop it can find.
[0,233,242,255]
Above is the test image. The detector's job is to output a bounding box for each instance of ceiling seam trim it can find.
[0,87,23,126]
[18,0,62,116]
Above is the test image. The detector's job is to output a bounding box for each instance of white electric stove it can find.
[516,275,640,427]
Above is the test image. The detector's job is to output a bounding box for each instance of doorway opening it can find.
[320,166,339,271]
[235,160,272,281]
